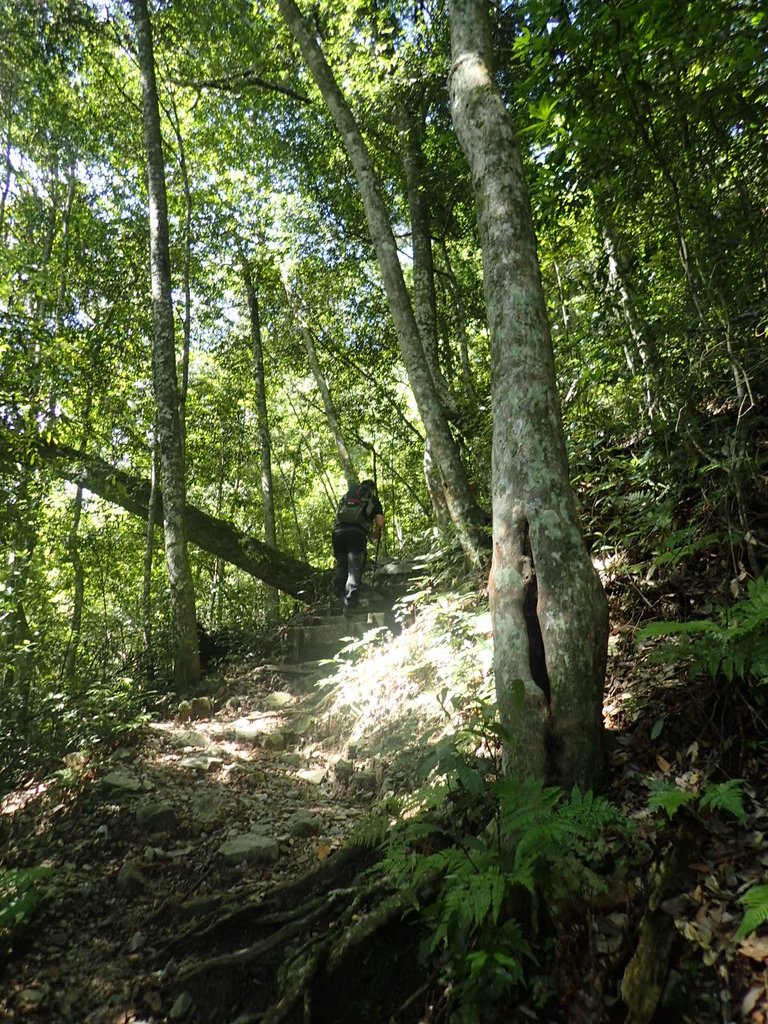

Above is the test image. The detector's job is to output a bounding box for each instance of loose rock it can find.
[218,834,280,865]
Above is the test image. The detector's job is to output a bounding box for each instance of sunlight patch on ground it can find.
[1,781,51,817]
[308,596,494,760]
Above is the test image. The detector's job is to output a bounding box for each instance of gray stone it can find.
[179,755,222,772]
[136,801,178,833]
[218,834,279,865]
[263,691,294,709]
[17,988,46,1007]
[190,792,222,826]
[228,718,263,743]
[116,859,148,894]
[287,811,321,838]
[349,771,377,794]
[169,991,194,1020]
[102,771,141,792]
[169,730,210,749]
[262,730,287,751]
[297,767,326,786]
[179,895,222,919]
[281,753,303,768]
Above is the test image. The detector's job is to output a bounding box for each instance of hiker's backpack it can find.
[334,482,376,531]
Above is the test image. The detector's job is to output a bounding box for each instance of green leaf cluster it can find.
[647,777,746,822]
[638,576,768,687]
[735,884,768,943]
[0,866,55,950]
[375,740,629,1018]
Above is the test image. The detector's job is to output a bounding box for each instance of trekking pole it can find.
[372,535,381,581]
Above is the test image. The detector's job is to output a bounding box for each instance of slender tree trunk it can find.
[3,168,60,704]
[142,437,159,674]
[275,0,487,567]
[423,439,452,536]
[243,261,280,624]
[168,93,192,452]
[62,483,85,680]
[400,100,459,420]
[438,238,478,403]
[449,0,608,789]
[55,167,76,320]
[0,105,14,240]
[281,268,358,487]
[597,201,662,422]
[131,0,199,690]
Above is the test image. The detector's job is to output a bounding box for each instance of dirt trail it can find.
[1,565,437,1024]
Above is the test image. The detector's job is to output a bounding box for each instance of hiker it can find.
[332,479,384,611]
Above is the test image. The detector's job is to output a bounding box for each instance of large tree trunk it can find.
[280,268,358,487]
[448,0,608,790]
[0,432,325,603]
[131,0,199,690]
[275,0,487,567]
[243,261,281,625]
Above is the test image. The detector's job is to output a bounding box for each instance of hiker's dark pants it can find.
[332,526,367,608]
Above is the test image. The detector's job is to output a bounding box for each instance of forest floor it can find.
[1,557,768,1023]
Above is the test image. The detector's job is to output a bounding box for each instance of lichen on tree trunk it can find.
[448,0,608,789]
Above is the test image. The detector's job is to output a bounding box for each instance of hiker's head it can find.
[361,479,376,492]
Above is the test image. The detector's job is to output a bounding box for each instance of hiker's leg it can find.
[345,533,367,607]
[332,531,347,600]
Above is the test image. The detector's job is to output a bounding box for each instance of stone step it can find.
[285,614,392,664]
[311,610,392,628]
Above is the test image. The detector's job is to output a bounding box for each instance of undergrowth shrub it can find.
[637,574,768,688]
[0,866,54,953]
[0,670,155,795]
[360,697,631,1021]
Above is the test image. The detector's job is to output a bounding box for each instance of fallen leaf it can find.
[656,755,672,773]
[315,844,332,861]
[739,936,768,962]
[742,985,765,1015]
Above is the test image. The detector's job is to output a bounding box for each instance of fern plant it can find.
[374,734,630,1020]
[735,884,768,942]
[638,575,768,687]
[647,777,746,822]
[0,866,54,950]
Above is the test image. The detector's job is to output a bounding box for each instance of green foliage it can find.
[376,735,629,1019]
[0,668,156,795]
[647,778,746,823]
[0,866,55,950]
[647,779,697,820]
[638,576,768,687]
[734,884,768,943]
[698,780,748,821]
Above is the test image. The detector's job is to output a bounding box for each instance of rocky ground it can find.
[1,561,481,1023]
[2,559,768,1024]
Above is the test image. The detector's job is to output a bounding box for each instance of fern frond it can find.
[735,884,768,942]
[699,780,746,822]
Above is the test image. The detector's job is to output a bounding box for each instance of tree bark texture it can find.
[281,269,358,487]
[275,0,487,567]
[0,432,325,602]
[448,0,608,789]
[400,101,459,421]
[244,261,281,624]
[131,0,200,689]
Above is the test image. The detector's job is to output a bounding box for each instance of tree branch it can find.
[0,430,325,602]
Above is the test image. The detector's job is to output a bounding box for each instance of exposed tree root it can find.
[147,842,427,1024]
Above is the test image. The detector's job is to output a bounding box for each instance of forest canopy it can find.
[1,0,766,789]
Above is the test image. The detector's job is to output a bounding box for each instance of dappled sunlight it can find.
[1,781,52,818]
[306,597,495,761]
